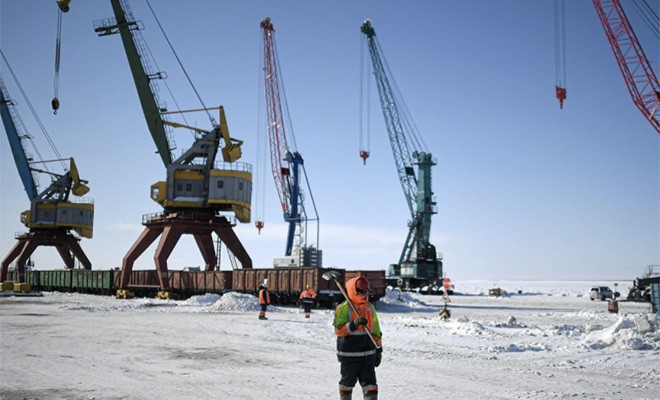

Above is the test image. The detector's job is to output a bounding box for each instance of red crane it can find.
[592,0,660,134]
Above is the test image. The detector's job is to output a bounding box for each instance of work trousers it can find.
[339,355,378,395]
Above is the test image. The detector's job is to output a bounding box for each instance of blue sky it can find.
[1,0,658,280]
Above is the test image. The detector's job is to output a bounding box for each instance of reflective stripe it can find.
[350,330,371,336]
[336,349,377,357]
[339,384,354,391]
[363,385,378,392]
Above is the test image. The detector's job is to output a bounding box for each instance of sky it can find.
[0,0,658,281]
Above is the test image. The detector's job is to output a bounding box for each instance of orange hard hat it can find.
[356,276,371,292]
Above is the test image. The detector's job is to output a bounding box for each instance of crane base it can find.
[118,211,252,292]
[1,230,92,283]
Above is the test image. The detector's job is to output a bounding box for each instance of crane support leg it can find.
[120,212,251,291]
[1,230,92,283]
[194,234,217,271]
[1,241,28,282]
[154,224,185,290]
[66,239,92,270]
[120,227,163,288]
[214,226,252,269]
[55,244,75,268]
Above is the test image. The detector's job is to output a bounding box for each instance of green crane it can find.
[361,19,443,292]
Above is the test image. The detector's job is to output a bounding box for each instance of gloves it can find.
[349,316,368,331]
[375,347,383,367]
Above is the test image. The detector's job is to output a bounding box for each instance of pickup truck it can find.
[589,286,614,301]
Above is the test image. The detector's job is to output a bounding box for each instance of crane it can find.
[258,17,321,266]
[360,19,443,292]
[592,0,660,135]
[94,0,253,298]
[1,55,94,284]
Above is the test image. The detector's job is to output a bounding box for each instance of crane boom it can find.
[593,0,660,134]
[0,76,38,200]
[94,0,173,166]
[361,21,417,216]
[361,19,442,291]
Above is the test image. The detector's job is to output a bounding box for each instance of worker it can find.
[333,276,382,400]
[258,283,270,320]
[300,284,317,318]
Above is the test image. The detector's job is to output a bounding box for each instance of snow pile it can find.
[377,289,434,312]
[487,342,550,353]
[583,314,660,350]
[205,291,265,313]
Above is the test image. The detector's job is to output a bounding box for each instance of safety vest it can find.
[259,288,270,305]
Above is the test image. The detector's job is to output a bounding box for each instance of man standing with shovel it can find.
[324,272,382,400]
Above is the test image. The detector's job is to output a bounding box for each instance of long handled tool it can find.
[322,270,381,349]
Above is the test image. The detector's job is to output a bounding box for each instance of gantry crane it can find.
[592,0,660,135]
[258,17,321,266]
[360,20,443,291]
[94,0,252,298]
[1,58,94,283]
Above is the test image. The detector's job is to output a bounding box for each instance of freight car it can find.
[9,267,386,308]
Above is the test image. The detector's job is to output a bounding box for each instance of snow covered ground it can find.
[1,280,658,400]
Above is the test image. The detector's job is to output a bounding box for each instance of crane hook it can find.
[360,150,370,165]
[51,97,60,115]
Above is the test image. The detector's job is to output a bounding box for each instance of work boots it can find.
[339,390,352,400]
[363,391,378,400]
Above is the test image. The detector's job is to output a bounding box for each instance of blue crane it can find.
[360,19,443,291]
[1,55,94,283]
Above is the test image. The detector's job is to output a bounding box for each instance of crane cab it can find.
[150,163,252,223]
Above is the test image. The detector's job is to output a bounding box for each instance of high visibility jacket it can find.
[333,277,382,361]
[300,288,317,303]
[259,288,270,305]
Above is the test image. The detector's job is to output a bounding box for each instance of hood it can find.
[345,276,369,306]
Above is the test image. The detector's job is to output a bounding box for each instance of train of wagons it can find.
[3,267,386,308]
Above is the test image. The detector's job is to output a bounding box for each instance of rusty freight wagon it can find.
[233,267,345,307]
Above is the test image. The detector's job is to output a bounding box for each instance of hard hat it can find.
[356,276,371,292]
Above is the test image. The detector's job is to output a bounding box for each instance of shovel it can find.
[322,270,381,349]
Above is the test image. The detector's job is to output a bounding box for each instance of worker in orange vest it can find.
[333,276,382,400]
[258,284,270,320]
[300,284,317,318]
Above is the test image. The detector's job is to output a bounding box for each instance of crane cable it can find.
[52,8,63,114]
[553,0,567,109]
[359,34,371,163]
[255,32,267,229]
[145,0,216,128]
[2,49,67,174]
[629,0,660,40]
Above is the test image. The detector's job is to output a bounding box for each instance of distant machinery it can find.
[1,54,94,283]
[94,0,252,298]
[360,20,443,292]
[257,17,322,267]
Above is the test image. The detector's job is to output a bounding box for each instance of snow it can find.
[1,281,658,399]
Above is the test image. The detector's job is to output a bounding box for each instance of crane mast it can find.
[361,19,442,291]
[259,17,320,260]
[592,0,660,134]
